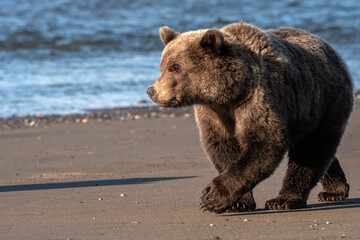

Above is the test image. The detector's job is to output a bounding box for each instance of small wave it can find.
[0,30,163,52]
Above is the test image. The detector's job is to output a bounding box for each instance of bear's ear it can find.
[200,28,224,52]
[159,26,180,45]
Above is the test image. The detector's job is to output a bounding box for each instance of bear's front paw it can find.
[199,178,233,214]
[265,197,306,210]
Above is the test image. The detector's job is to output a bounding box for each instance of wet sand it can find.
[0,100,359,240]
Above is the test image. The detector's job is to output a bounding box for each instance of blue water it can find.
[0,0,359,117]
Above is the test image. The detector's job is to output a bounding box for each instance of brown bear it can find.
[146,22,354,213]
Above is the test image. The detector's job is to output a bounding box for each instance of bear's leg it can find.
[265,124,344,210]
[318,156,349,202]
[212,158,256,212]
[209,160,256,212]
[200,142,287,213]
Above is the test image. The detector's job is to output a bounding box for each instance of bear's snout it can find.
[146,86,156,99]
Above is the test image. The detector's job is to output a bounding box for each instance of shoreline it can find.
[0,105,194,130]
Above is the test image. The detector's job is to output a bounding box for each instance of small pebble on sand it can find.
[209,223,214,227]
[244,218,249,222]
[120,193,126,197]
[98,198,103,201]
[326,221,331,224]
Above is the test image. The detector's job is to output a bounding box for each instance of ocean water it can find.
[0,0,359,117]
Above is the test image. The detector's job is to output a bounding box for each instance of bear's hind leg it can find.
[266,123,345,210]
[318,157,349,202]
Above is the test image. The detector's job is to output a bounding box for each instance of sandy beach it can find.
[0,100,359,240]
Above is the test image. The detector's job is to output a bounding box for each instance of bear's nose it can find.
[146,86,156,99]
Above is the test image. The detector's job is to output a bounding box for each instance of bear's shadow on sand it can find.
[223,198,360,216]
[0,176,197,192]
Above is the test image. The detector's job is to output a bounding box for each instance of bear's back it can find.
[266,27,321,50]
[267,27,352,92]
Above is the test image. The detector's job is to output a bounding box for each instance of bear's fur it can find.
[146,22,354,213]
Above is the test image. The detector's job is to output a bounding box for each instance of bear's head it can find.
[147,26,256,108]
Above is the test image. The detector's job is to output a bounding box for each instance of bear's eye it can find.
[170,64,181,74]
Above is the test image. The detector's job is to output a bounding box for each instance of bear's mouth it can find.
[162,97,181,108]
[150,94,195,108]
[151,96,182,108]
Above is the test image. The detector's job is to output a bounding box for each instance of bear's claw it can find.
[265,197,306,210]
[318,191,348,202]
[226,202,255,212]
[199,196,256,213]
